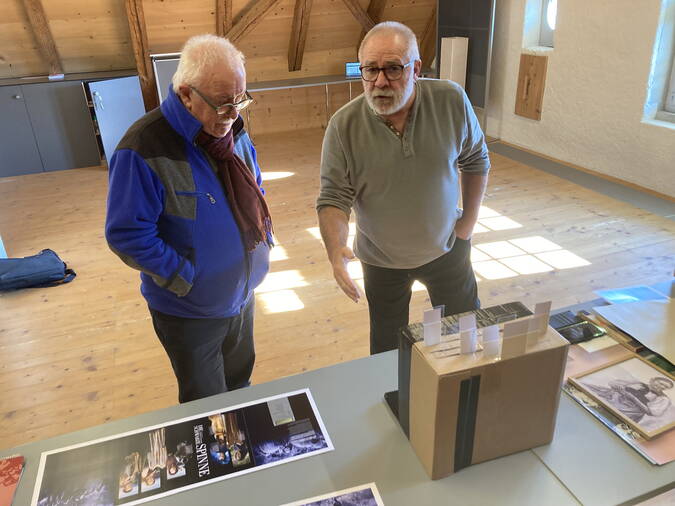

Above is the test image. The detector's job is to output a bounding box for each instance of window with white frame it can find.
[665,57,675,113]
[644,0,675,123]
[539,0,557,47]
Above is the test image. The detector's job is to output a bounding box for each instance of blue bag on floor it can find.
[0,249,76,291]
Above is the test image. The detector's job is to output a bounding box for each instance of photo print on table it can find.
[281,482,385,506]
[570,356,675,439]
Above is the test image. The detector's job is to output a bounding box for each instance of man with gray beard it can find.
[316,22,490,354]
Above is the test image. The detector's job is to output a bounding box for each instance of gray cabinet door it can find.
[0,86,44,177]
[21,81,101,172]
[89,76,146,164]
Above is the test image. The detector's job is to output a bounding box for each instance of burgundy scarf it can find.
[196,129,273,252]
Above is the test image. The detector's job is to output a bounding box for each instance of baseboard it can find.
[493,140,675,204]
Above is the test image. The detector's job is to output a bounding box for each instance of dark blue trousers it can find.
[149,297,255,403]
[362,237,480,355]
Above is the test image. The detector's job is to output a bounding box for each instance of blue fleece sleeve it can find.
[105,149,195,296]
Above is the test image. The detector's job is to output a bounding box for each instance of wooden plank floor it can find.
[1,128,673,449]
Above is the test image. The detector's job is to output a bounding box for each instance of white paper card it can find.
[483,339,501,357]
[459,314,477,331]
[482,324,499,342]
[534,300,552,316]
[578,335,617,353]
[460,329,478,354]
[424,321,442,346]
[424,307,443,324]
[503,319,529,339]
[527,314,547,336]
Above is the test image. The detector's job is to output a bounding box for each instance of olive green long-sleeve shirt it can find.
[317,78,490,269]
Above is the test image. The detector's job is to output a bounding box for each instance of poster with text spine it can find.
[32,389,333,505]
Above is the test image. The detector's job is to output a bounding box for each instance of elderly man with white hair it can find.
[105,34,272,402]
[317,21,490,355]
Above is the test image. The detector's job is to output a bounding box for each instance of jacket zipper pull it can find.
[206,193,216,204]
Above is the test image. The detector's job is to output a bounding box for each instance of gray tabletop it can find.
[534,395,675,506]
[1,350,670,505]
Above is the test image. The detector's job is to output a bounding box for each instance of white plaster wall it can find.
[487,0,675,197]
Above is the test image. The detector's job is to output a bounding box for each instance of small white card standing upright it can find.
[423,307,443,346]
[502,319,529,357]
[482,324,500,357]
[459,314,478,354]
[527,300,552,343]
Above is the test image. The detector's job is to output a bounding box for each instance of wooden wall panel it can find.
[244,81,358,135]
[0,0,436,95]
[303,0,366,54]
[515,54,548,121]
[245,47,358,82]
[143,0,217,54]
[41,0,133,73]
[0,0,46,77]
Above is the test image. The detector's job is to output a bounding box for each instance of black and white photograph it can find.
[281,483,384,506]
[31,389,332,506]
[571,357,675,439]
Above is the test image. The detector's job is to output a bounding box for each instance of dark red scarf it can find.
[196,129,273,252]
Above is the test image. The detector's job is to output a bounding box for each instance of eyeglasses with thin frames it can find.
[359,61,414,82]
[189,86,254,116]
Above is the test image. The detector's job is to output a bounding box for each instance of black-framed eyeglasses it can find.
[359,61,414,82]
[189,86,254,116]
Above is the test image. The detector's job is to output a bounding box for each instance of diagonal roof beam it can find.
[226,0,282,43]
[420,5,437,69]
[125,0,158,111]
[356,0,386,56]
[216,0,233,36]
[288,0,314,71]
[340,0,375,33]
[20,0,63,76]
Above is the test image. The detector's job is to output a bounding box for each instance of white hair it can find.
[358,21,421,62]
[172,34,245,90]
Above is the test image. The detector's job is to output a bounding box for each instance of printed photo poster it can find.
[31,389,332,506]
[281,483,385,506]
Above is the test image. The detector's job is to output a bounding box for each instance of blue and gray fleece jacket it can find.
[105,88,270,318]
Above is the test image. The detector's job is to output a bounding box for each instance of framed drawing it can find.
[569,355,675,439]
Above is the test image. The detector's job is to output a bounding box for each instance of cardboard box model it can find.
[386,302,534,439]
[408,315,568,479]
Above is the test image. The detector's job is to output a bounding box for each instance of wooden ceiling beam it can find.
[216,0,233,36]
[20,0,63,76]
[125,0,158,111]
[420,6,437,69]
[288,0,314,72]
[226,0,281,43]
[356,0,386,56]
[340,0,375,33]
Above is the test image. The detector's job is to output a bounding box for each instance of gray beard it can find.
[365,79,415,116]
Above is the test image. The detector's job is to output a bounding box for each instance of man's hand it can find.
[456,172,488,240]
[454,215,476,240]
[331,246,362,302]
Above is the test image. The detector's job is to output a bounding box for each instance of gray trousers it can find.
[149,297,255,403]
